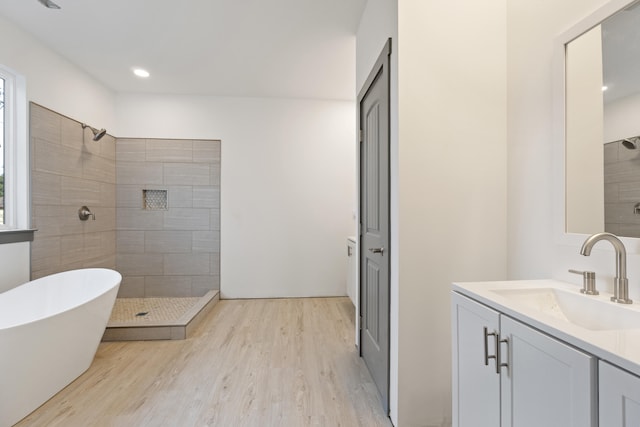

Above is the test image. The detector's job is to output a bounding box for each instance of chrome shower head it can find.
[622,137,639,150]
[37,0,61,9]
[81,123,107,141]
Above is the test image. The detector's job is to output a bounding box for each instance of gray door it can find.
[359,39,391,414]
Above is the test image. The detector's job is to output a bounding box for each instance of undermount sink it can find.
[491,287,640,331]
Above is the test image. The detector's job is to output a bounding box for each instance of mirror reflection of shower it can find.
[621,136,640,150]
[37,0,61,9]
[81,123,107,142]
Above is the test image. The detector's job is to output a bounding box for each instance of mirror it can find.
[565,0,640,238]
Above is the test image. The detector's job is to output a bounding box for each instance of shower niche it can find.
[143,189,168,210]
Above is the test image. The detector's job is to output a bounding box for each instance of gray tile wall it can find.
[30,103,116,279]
[115,138,221,297]
[604,140,640,237]
[30,104,221,297]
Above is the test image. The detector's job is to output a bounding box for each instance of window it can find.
[0,64,31,243]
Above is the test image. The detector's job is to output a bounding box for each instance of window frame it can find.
[0,64,33,243]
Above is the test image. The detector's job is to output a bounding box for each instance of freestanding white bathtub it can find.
[0,268,121,427]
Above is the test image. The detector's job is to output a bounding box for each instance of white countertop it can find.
[453,279,640,377]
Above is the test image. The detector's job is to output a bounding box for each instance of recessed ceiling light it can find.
[133,68,150,78]
[602,85,609,91]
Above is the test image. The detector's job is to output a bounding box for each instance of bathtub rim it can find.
[0,268,122,330]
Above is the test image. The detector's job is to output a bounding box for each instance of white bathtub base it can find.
[0,268,120,427]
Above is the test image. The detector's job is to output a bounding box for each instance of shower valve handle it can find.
[78,206,95,221]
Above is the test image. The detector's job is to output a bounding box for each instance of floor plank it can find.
[17,297,392,427]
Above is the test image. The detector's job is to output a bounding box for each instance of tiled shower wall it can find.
[116,138,221,297]
[604,140,640,237]
[30,104,221,295]
[30,103,116,279]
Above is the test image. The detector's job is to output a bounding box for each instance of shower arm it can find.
[81,123,107,141]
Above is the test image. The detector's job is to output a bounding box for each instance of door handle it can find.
[368,247,384,255]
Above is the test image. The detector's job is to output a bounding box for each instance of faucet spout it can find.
[580,232,632,304]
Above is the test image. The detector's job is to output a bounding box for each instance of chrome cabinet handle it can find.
[484,327,499,373]
[368,247,384,255]
[499,337,509,373]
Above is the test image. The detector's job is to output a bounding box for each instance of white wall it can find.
[116,94,355,298]
[0,14,116,290]
[0,242,30,292]
[506,0,640,297]
[0,15,116,133]
[356,0,399,422]
[396,1,507,426]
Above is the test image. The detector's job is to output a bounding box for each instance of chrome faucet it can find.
[580,232,632,304]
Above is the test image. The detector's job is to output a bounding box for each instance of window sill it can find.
[0,228,36,244]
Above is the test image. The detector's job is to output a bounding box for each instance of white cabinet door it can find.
[451,293,500,427]
[500,316,596,427]
[599,361,640,425]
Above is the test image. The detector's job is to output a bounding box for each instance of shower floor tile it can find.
[103,290,219,341]
[109,297,201,324]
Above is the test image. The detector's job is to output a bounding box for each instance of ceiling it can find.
[0,0,366,100]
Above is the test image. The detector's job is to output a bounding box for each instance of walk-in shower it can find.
[30,103,221,342]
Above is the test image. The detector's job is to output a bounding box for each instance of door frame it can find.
[357,38,392,413]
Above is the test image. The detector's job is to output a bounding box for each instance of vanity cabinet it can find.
[452,292,500,426]
[599,361,640,425]
[452,292,596,427]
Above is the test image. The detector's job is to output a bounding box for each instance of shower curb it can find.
[102,290,219,341]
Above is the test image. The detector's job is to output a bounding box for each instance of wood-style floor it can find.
[17,297,392,427]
